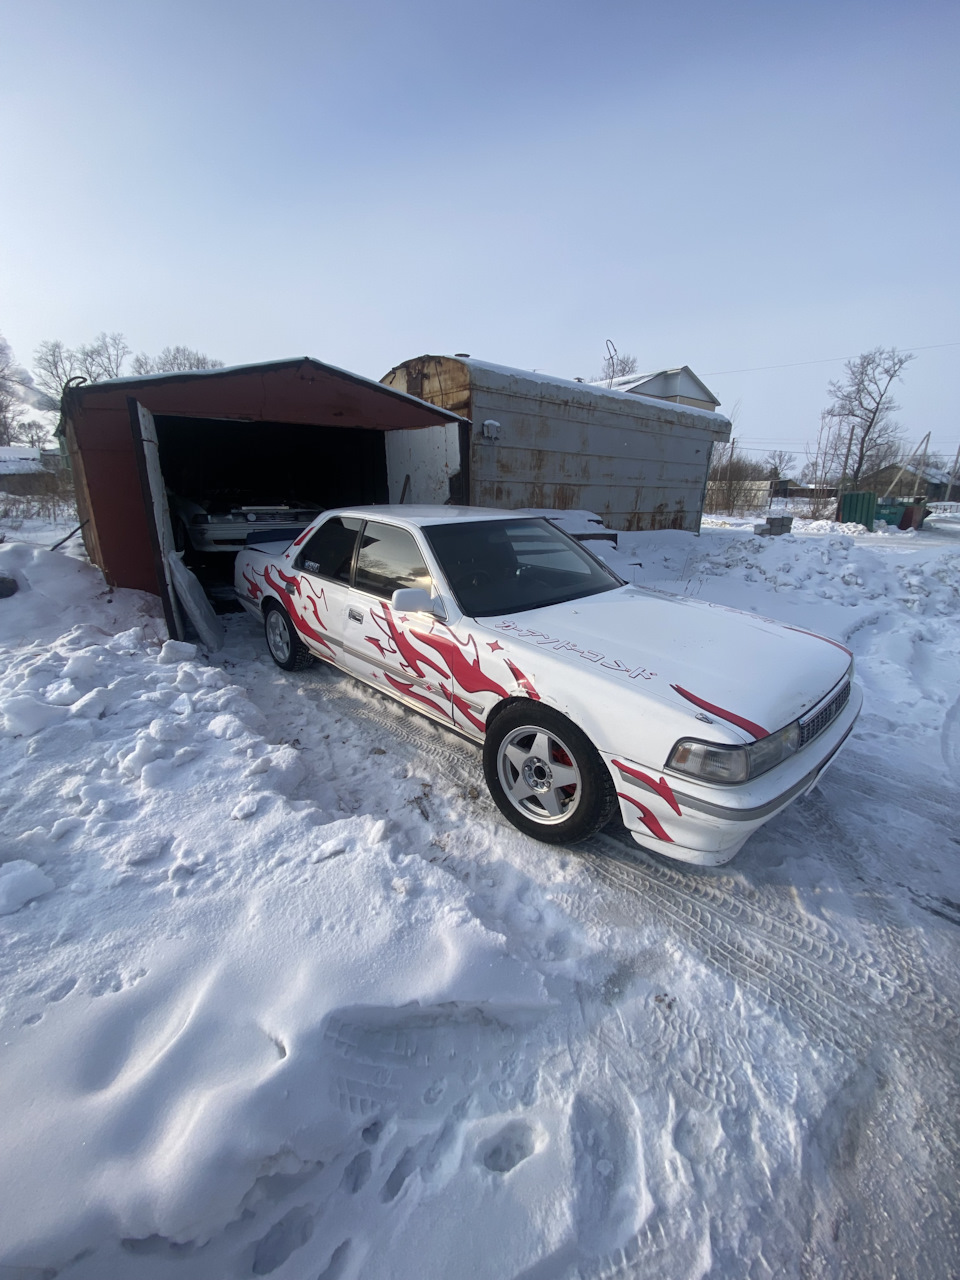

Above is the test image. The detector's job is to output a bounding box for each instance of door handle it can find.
[348,608,363,624]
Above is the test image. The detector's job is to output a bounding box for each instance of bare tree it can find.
[0,333,22,445]
[77,331,130,382]
[0,333,40,446]
[591,341,639,386]
[131,345,225,375]
[34,333,224,410]
[801,412,844,517]
[32,339,83,409]
[762,449,797,481]
[705,440,770,514]
[824,346,914,489]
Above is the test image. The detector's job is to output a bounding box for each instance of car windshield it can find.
[425,518,622,616]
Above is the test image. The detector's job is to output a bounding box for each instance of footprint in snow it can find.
[479,1120,538,1173]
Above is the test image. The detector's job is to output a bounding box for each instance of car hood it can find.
[489,586,851,740]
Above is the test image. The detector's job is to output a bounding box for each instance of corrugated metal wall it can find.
[383,357,731,531]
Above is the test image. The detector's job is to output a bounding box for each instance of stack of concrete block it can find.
[753,515,794,537]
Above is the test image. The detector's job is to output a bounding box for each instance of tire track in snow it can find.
[269,661,958,1068]
[239,655,960,1278]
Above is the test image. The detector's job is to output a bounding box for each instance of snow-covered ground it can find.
[1,515,958,1279]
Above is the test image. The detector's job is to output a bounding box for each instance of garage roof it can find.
[62,356,468,429]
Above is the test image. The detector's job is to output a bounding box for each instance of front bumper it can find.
[605,681,863,866]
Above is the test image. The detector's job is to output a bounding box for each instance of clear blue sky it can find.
[2,0,957,463]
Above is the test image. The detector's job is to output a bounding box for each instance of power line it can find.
[727,441,960,456]
[706,341,960,377]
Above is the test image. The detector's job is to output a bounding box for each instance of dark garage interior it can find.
[155,416,389,516]
[154,415,392,605]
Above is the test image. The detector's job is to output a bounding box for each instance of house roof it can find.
[0,446,45,476]
[591,366,721,407]
[866,461,953,485]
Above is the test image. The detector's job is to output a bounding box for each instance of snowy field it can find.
[1,514,958,1279]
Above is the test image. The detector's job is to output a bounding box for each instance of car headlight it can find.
[667,720,801,785]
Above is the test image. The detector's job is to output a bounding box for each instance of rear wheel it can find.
[264,603,314,671]
[483,703,617,844]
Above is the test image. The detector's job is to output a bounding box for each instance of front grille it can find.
[799,681,851,747]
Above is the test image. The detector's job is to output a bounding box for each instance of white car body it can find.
[172,494,321,553]
[235,506,862,865]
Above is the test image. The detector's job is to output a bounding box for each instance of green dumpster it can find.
[839,491,877,527]
[875,501,909,528]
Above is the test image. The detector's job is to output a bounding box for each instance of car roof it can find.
[323,505,540,529]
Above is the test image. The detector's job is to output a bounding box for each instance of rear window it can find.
[296,516,362,582]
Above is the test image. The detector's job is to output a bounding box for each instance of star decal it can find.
[398,615,410,624]
[487,640,504,652]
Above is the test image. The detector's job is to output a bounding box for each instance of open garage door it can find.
[128,398,223,649]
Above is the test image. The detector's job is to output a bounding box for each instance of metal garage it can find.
[61,358,467,638]
[381,356,732,531]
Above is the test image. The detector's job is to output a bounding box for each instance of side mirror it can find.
[390,587,443,617]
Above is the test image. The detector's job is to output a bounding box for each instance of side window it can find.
[296,516,362,582]
[354,521,432,599]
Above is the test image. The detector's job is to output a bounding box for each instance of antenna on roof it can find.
[605,339,618,389]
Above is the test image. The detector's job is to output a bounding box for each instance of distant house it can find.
[0,446,55,496]
[860,462,958,503]
[591,367,721,414]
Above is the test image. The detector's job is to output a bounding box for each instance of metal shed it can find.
[381,356,731,531]
[61,357,467,629]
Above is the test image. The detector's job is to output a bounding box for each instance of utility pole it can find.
[946,443,960,505]
[882,432,931,501]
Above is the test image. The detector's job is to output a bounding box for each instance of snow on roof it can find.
[870,461,953,485]
[589,367,721,406]
[446,357,731,427]
[0,446,44,475]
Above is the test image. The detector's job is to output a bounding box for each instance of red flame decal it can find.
[784,624,852,656]
[441,685,487,733]
[411,628,509,699]
[303,594,328,631]
[383,673,452,720]
[617,793,674,843]
[274,567,302,594]
[373,606,448,681]
[504,659,540,700]
[242,572,263,601]
[263,565,335,656]
[612,760,681,815]
[670,685,769,740]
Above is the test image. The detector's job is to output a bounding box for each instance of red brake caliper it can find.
[551,744,578,796]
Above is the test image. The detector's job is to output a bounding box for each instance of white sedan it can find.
[235,506,862,865]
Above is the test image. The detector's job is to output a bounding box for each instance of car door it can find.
[340,519,454,723]
[288,515,363,665]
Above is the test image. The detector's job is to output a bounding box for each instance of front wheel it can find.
[264,603,314,671]
[483,703,617,844]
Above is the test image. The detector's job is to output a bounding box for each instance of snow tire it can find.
[264,602,314,671]
[483,702,617,844]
